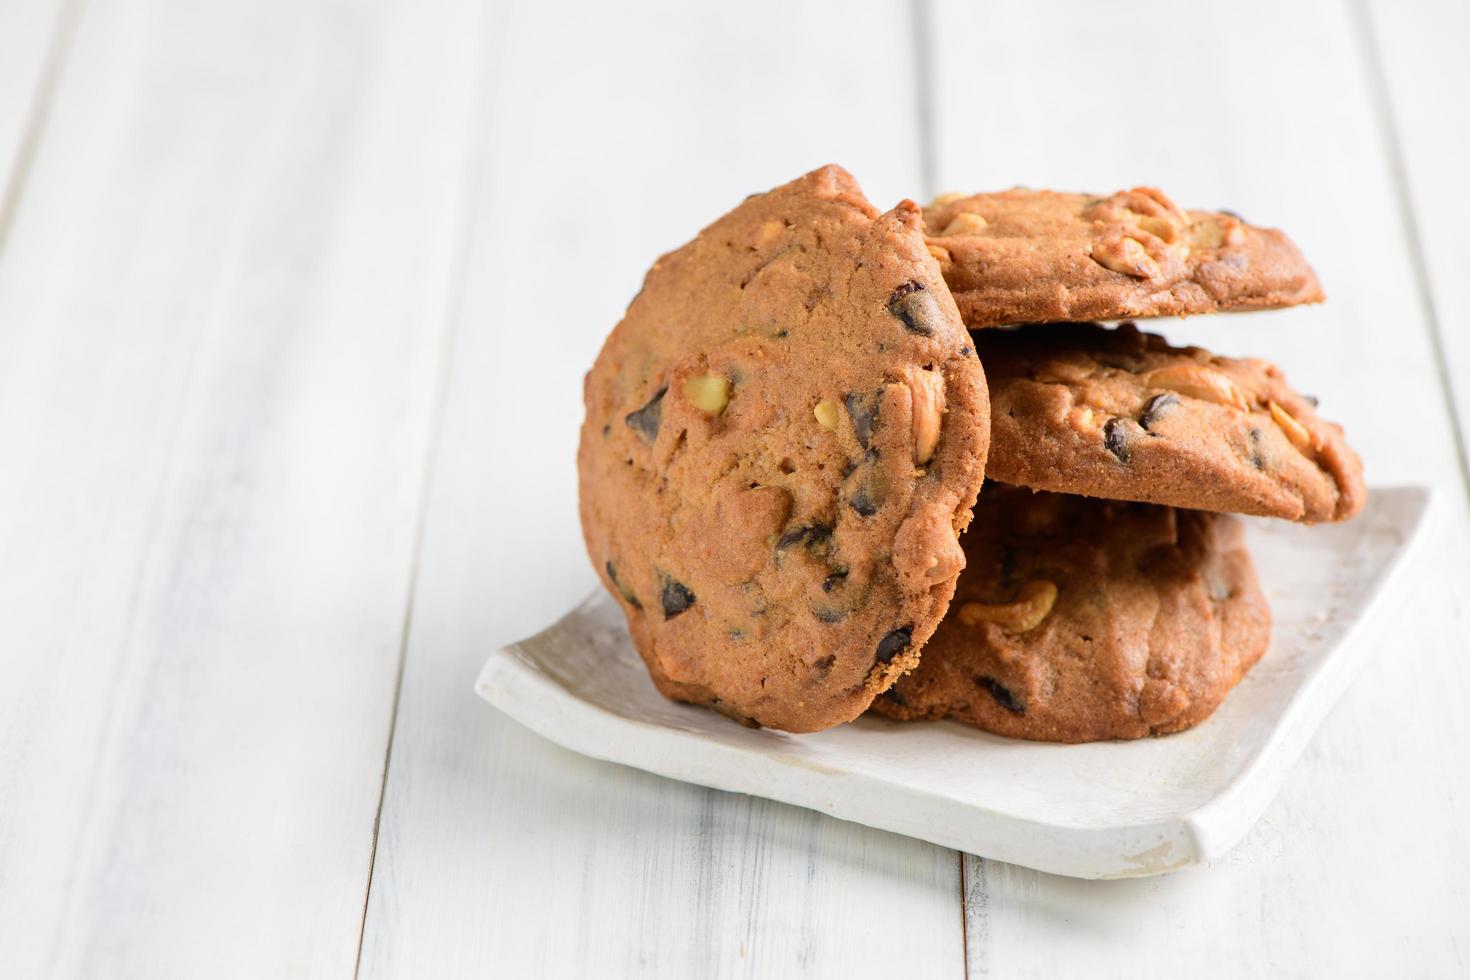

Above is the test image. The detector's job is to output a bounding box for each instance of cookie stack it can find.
[578,166,1364,742]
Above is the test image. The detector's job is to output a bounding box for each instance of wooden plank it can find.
[0,0,70,220]
[356,1,966,977]
[925,0,1470,975]
[1362,0,1470,469]
[0,0,486,975]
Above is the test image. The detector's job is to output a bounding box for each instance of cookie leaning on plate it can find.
[578,165,990,733]
[979,323,1365,523]
[924,187,1323,328]
[872,484,1271,742]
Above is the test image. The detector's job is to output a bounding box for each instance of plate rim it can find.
[476,484,1434,879]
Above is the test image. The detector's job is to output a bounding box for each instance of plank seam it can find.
[1347,0,1470,503]
[957,850,970,979]
[909,0,938,200]
[350,5,506,975]
[0,0,86,266]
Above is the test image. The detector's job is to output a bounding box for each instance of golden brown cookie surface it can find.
[578,165,990,732]
[925,187,1323,328]
[980,323,1364,523]
[872,485,1271,742]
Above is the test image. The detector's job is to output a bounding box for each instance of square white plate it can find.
[477,486,1430,879]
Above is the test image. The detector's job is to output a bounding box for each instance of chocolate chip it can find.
[1103,417,1131,462]
[814,654,836,671]
[845,446,883,516]
[881,686,907,706]
[624,386,667,442]
[1248,428,1265,469]
[1138,392,1178,432]
[978,676,1025,714]
[814,566,869,624]
[776,523,833,553]
[601,424,611,438]
[605,561,641,610]
[1220,208,1244,221]
[774,329,789,339]
[844,391,879,448]
[1304,394,1319,407]
[775,526,808,550]
[822,567,849,592]
[875,626,913,664]
[659,577,695,619]
[959,346,972,357]
[887,281,941,336]
[812,606,848,624]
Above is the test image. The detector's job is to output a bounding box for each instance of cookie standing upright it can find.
[924,187,1323,328]
[872,485,1271,742]
[979,323,1365,523]
[578,165,990,732]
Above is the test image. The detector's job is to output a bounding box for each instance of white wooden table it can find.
[2,1,1466,976]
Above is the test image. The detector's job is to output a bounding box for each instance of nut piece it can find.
[938,212,989,236]
[1269,399,1315,454]
[1128,187,1189,224]
[755,219,784,247]
[929,191,968,208]
[1091,236,1161,279]
[1190,216,1245,249]
[957,580,1059,633]
[1189,218,1226,249]
[813,398,842,431]
[684,373,730,414]
[1145,364,1248,410]
[925,243,952,263]
[1134,214,1180,243]
[909,369,946,465]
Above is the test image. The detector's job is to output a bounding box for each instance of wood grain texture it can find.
[1362,0,1470,470]
[0,0,70,228]
[0,0,485,976]
[925,0,1470,976]
[1,1,1464,976]
[355,2,966,977]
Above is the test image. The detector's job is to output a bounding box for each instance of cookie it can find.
[577,165,990,732]
[979,322,1365,523]
[871,485,1271,742]
[924,187,1323,328]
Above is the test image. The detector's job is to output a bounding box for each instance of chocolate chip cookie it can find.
[924,187,1323,328]
[980,323,1364,523]
[578,165,990,732]
[871,485,1271,742]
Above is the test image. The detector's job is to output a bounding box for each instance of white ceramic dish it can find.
[477,486,1431,879]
